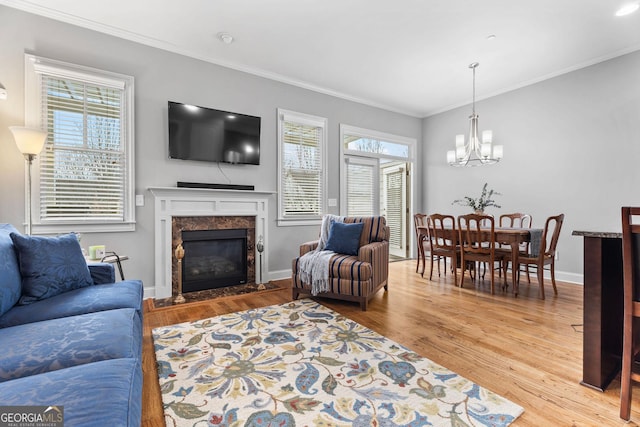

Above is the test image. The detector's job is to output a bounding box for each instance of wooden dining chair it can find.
[507,214,564,299]
[413,213,428,274]
[427,214,458,283]
[620,207,640,420]
[499,212,533,281]
[457,214,507,294]
[499,212,532,229]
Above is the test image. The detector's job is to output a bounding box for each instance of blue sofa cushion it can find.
[0,224,22,317]
[10,232,93,305]
[0,308,141,382]
[0,280,143,328]
[325,221,364,256]
[0,358,142,427]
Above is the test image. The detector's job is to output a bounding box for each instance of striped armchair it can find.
[291,216,390,310]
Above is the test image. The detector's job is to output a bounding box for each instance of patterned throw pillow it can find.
[324,221,364,256]
[10,233,94,305]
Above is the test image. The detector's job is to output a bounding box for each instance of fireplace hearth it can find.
[181,228,248,293]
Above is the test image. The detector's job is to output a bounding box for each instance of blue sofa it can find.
[0,224,143,427]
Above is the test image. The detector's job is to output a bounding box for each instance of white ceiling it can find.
[3,0,640,117]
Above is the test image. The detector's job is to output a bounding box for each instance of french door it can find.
[339,124,415,260]
[382,162,408,258]
[343,155,409,258]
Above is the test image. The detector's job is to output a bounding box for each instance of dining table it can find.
[417,225,541,295]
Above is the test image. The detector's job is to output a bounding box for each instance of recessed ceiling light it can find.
[487,34,497,41]
[616,2,639,16]
[217,32,234,44]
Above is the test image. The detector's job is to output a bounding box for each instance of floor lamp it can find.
[9,127,48,235]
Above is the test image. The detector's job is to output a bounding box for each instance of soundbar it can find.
[177,182,255,191]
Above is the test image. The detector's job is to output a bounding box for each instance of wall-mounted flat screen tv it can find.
[168,101,261,165]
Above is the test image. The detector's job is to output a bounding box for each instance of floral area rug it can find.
[152,299,524,426]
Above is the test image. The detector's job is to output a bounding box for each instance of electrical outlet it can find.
[555,250,559,261]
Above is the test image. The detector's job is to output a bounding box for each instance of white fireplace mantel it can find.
[148,187,275,299]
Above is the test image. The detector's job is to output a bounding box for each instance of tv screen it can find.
[168,101,260,165]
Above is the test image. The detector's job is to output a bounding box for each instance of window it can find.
[277,109,327,226]
[24,54,135,233]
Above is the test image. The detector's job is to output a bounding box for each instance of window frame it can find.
[24,54,135,234]
[276,108,328,226]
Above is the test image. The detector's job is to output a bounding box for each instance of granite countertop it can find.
[572,230,622,238]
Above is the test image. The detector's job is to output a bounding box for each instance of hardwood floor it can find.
[142,260,639,426]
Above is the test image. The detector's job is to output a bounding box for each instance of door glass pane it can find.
[344,136,409,158]
[346,161,375,216]
[382,163,408,258]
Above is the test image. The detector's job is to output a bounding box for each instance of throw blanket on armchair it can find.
[298,214,344,296]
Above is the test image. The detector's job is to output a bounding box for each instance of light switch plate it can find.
[328,198,337,207]
[135,194,144,206]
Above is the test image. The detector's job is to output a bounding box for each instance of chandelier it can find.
[447,62,503,167]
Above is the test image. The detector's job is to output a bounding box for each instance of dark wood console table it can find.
[572,230,624,391]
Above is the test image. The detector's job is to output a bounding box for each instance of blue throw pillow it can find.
[0,224,22,316]
[324,221,364,256]
[10,232,94,305]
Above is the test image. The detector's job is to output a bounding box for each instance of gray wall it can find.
[0,6,422,289]
[3,5,637,288]
[423,50,640,282]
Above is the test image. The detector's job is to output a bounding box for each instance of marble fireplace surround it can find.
[148,187,274,299]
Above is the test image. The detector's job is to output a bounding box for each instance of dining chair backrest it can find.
[499,213,532,229]
[414,213,428,238]
[620,207,640,420]
[413,213,429,273]
[428,214,456,250]
[622,208,640,302]
[539,214,564,258]
[458,213,495,255]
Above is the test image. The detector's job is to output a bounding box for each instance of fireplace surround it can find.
[172,216,254,296]
[149,187,273,299]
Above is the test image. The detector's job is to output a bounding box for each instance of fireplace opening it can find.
[181,228,248,293]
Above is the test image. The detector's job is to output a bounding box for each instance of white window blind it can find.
[385,168,404,249]
[40,76,125,220]
[346,160,375,216]
[25,54,135,233]
[277,109,327,224]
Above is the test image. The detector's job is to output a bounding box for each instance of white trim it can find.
[276,108,328,225]
[148,187,275,299]
[23,53,135,234]
[268,268,293,282]
[32,221,135,235]
[339,124,416,258]
[341,124,416,156]
[32,61,126,89]
[0,0,421,117]
[424,46,640,117]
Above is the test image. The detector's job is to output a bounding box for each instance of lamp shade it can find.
[9,126,47,155]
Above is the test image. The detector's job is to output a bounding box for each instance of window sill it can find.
[30,222,136,235]
[277,218,322,227]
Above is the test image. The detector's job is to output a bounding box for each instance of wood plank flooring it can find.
[142,260,639,426]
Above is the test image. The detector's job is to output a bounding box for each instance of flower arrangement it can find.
[452,183,501,213]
